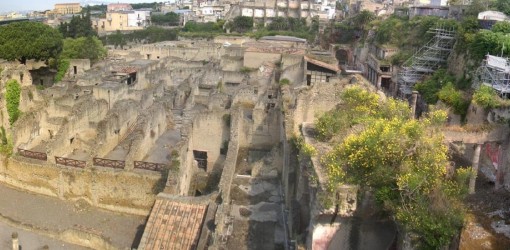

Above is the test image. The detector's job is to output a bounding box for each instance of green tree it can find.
[109,30,127,49]
[231,16,253,33]
[495,0,510,15]
[5,79,21,125]
[59,8,96,38]
[319,87,468,249]
[0,22,63,64]
[469,30,510,60]
[492,21,510,33]
[151,12,180,26]
[60,36,107,62]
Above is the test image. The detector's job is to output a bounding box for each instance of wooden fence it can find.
[18,148,47,161]
[93,157,125,169]
[134,161,167,172]
[55,156,86,168]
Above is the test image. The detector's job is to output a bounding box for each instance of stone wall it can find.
[244,52,282,69]
[214,109,241,236]
[125,102,170,164]
[190,111,230,170]
[0,156,162,215]
[95,100,140,158]
[66,59,91,78]
[281,61,305,85]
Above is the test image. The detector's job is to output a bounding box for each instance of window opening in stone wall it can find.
[73,66,77,75]
[70,137,74,144]
[193,150,208,170]
[40,79,44,85]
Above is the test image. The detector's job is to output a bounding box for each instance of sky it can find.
[0,0,160,13]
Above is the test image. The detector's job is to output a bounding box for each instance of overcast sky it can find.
[1,0,160,13]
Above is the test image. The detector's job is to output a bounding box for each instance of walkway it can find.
[0,183,148,249]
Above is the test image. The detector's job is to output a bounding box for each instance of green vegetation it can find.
[468,30,510,61]
[0,126,13,156]
[228,16,253,33]
[60,37,107,62]
[183,20,225,33]
[5,80,21,125]
[437,83,470,117]
[0,22,63,64]
[495,0,510,15]
[102,27,179,48]
[414,70,457,103]
[152,12,180,26]
[472,85,510,109]
[132,2,160,10]
[58,9,96,38]
[318,87,468,249]
[54,59,70,83]
[279,78,290,86]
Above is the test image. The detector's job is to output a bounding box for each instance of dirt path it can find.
[0,183,148,249]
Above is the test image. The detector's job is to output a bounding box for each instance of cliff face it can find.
[447,47,479,81]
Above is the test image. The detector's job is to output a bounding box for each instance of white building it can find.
[128,10,152,28]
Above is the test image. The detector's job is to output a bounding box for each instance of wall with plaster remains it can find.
[0,156,162,215]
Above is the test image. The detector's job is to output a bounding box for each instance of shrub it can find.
[5,79,21,125]
[473,85,500,109]
[54,59,69,83]
[279,78,290,86]
[437,82,470,116]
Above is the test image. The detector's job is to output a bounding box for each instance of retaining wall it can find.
[0,156,162,215]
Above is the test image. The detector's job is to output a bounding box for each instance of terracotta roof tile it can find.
[139,200,208,250]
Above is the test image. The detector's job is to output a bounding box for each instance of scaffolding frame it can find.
[398,27,456,95]
[473,54,510,96]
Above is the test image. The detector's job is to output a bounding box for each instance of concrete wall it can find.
[0,156,162,215]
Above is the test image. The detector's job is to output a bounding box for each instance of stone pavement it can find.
[0,183,148,249]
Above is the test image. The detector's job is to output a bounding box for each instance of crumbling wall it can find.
[125,102,170,164]
[214,109,241,237]
[281,61,304,85]
[47,98,109,160]
[190,111,230,170]
[0,156,160,215]
[95,100,140,157]
[293,78,349,134]
[243,52,281,69]
[66,59,91,79]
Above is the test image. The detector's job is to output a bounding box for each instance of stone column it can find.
[12,232,19,250]
[411,91,418,119]
[469,143,482,194]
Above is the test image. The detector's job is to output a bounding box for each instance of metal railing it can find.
[18,148,47,161]
[134,161,167,171]
[93,157,125,169]
[55,156,86,168]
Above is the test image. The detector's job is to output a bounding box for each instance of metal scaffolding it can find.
[473,54,510,96]
[398,27,456,95]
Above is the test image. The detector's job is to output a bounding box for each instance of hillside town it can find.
[1,0,510,250]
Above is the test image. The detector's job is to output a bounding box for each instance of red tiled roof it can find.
[116,66,138,74]
[139,199,208,250]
